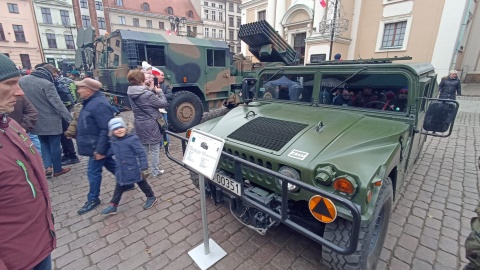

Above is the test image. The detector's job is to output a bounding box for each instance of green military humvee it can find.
[183,59,459,269]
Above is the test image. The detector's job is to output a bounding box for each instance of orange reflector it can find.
[374,181,382,187]
[183,77,187,83]
[186,129,192,139]
[308,195,337,223]
[333,178,355,195]
[367,190,373,203]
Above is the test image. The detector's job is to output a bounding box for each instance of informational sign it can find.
[183,129,225,180]
[308,195,337,223]
[310,53,327,63]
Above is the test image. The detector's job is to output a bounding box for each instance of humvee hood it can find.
[200,103,409,163]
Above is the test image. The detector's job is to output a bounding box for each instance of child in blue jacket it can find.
[101,117,157,215]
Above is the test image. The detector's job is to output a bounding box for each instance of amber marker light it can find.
[367,190,373,203]
[186,129,192,139]
[183,77,187,83]
[333,178,356,195]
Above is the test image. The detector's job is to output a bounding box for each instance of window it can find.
[237,17,241,27]
[187,10,194,18]
[229,3,234,11]
[60,11,70,26]
[159,22,165,29]
[212,29,216,38]
[237,46,241,53]
[258,10,266,21]
[212,3,215,8]
[115,40,120,47]
[3,53,9,58]
[212,11,216,21]
[167,7,173,15]
[113,54,119,66]
[8,3,19,13]
[41,8,52,24]
[146,20,152,28]
[204,10,209,20]
[259,73,315,102]
[119,16,126,25]
[98,17,106,29]
[219,12,223,22]
[95,1,103,10]
[193,26,197,34]
[65,35,75,49]
[294,32,306,64]
[219,29,223,39]
[0,24,5,41]
[82,15,91,27]
[133,18,139,27]
[238,5,241,13]
[204,1,208,6]
[13,25,25,42]
[80,0,87,8]
[46,33,57,48]
[116,0,123,6]
[381,21,407,49]
[229,30,234,40]
[20,54,31,69]
[207,49,226,67]
[219,4,223,9]
[138,44,166,66]
[204,28,209,38]
[142,3,149,11]
[229,16,234,27]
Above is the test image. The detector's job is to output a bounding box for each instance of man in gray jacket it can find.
[19,65,73,178]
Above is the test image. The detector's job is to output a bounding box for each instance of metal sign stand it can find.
[184,130,227,270]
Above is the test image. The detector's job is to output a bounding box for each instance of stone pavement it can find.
[49,92,480,270]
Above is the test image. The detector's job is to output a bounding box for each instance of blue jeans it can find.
[28,133,42,157]
[87,156,115,201]
[38,135,62,173]
[31,254,51,270]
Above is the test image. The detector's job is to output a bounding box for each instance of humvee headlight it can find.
[333,176,358,195]
[275,166,300,192]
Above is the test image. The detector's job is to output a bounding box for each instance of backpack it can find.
[56,77,77,106]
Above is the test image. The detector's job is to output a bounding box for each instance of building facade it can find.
[104,0,203,38]
[0,0,44,69]
[71,0,107,36]
[32,0,77,67]
[241,0,477,78]
[202,0,242,53]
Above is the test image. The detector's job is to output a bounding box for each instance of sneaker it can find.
[53,168,71,177]
[101,205,118,215]
[77,199,101,215]
[62,157,80,166]
[152,170,165,178]
[45,167,53,178]
[144,196,157,210]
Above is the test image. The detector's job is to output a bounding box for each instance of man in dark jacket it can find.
[10,95,42,156]
[0,53,56,270]
[75,78,133,215]
[332,89,352,106]
[439,70,461,100]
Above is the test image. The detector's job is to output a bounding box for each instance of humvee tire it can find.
[322,177,393,270]
[168,91,204,132]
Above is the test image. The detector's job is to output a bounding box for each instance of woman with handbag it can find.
[127,70,167,178]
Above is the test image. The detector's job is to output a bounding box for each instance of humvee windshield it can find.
[258,73,315,103]
[319,73,410,113]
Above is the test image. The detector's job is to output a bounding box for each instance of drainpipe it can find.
[450,0,473,73]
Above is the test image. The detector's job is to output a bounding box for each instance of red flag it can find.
[320,0,327,8]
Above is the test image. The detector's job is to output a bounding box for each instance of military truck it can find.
[181,58,459,269]
[84,21,298,132]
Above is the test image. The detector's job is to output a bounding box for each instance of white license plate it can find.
[213,173,242,196]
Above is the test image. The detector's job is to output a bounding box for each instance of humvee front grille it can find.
[227,117,308,151]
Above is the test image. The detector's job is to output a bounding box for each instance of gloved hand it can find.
[141,169,150,180]
[165,93,173,101]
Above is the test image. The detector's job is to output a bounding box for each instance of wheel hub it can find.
[177,102,195,123]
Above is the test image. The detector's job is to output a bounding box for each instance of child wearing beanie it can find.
[101,117,157,215]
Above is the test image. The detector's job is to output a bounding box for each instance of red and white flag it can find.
[320,0,327,8]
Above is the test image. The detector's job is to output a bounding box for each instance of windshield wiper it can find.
[330,66,368,93]
[262,68,284,87]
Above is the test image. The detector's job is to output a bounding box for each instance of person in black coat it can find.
[439,70,461,100]
[100,117,157,215]
[332,89,352,106]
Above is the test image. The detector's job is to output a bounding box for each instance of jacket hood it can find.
[127,85,150,98]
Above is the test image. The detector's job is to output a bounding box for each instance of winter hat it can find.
[0,54,21,82]
[334,53,342,60]
[108,117,126,131]
[75,78,103,91]
[142,61,152,71]
[71,70,80,76]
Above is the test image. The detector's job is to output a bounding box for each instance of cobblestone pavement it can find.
[49,95,480,270]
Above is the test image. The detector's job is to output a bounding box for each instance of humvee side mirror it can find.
[241,78,257,104]
[421,98,459,137]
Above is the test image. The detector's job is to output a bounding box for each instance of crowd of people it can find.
[0,53,172,269]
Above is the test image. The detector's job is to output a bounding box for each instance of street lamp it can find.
[169,16,187,35]
[318,0,349,60]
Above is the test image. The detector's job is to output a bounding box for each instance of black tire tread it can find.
[167,91,204,132]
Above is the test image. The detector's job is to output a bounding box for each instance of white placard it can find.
[183,129,225,180]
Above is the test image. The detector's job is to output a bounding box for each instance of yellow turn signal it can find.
[333,177,356,195]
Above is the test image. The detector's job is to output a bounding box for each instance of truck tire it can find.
[322,177,393,270]
[167,91,204,132]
